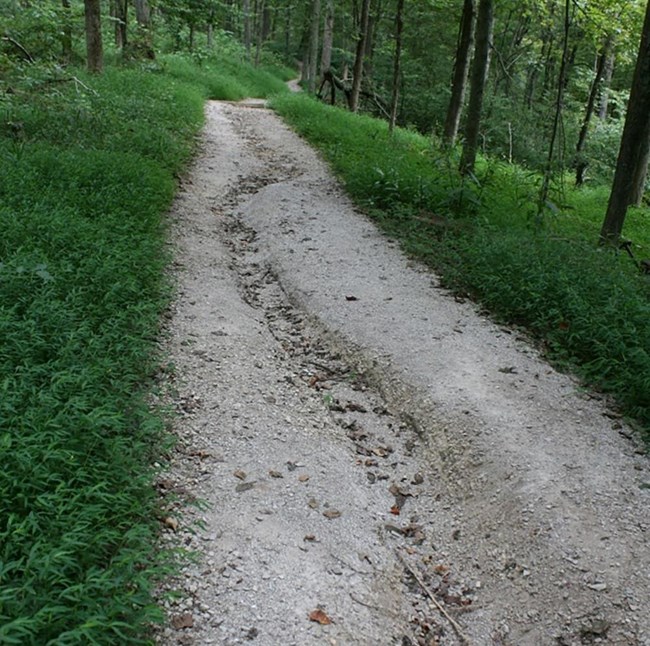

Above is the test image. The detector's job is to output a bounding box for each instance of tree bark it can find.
[134,0,154,58]
[389,0,404,133]
[538,0,570,216]
[350,0,371,112]
[307,0,321,92]
[320,0,334,76]
[113,0,127,48]
[600,0,650,244]
[459,0,493,175]
[243,0,252,56]
[598,48,615,120]
[443,0,475,146]
[61,0,72,62]
[575,38,611,186]
[84,0,103,73]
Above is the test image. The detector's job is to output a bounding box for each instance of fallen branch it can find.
[2,36,35,63]
[396,549,473,645]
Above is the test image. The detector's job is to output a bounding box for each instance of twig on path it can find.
[396,549,473,646]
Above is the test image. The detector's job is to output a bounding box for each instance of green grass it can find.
[0,53,289,644]
[271,93,650,441]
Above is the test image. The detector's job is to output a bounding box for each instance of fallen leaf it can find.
[236,482,255,493]
[308,375,320,387]
[298,474,310,482]
[434,564,450,575]
[304,534,317,542]
[365,458,379,467]
[309,609,333,625]
[286,461,298,471]
[389,505,401,515]
[345,295,358,301]
[323,509,342,519]
[268,470,284,478]
[345,402,367,413]
[233,469,247,480]
[308,498,320,509]
[163,516,179,531]
[171,613,194,629]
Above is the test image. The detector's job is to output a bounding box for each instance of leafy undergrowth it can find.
[0,56,288,644]
[271,93,650,442]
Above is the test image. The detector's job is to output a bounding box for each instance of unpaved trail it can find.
[157,100,650,646]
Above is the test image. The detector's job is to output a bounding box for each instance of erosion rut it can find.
[157,100,650,646]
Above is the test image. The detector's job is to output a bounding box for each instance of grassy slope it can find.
[271,93,650,440]
[0,55,287,644]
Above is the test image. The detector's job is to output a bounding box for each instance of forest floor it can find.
[156,98,650,646]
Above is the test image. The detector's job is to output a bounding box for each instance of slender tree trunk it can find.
[459,0,493,175]
[350,0,371,112]
[600,0,650,243]
[207,22,214,48]
[538,0,570,216]
[84,0,103,73]
[305,0,320,92]
[61,0,72,62]
[255,0,266,66]
[111,0,127,48]
[443,0,475,146]
[320,0,334,75]
[389,0,404,133]
[134,0,154,58]
[575,39,611,186]
[598,48,615,120]
[243,0,252,56]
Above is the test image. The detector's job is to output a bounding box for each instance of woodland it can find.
[1,0,649,643]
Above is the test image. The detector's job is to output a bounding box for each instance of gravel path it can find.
[157,100,650,646]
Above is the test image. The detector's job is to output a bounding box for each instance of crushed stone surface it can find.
[156,100,650,646]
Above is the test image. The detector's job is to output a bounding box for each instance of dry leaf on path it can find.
[235,482,255,493]
[323,509,342,519]
[298,474,310,482]
[171,613,194,629]
[268,470,284,478]
[309,609,333,625]
[308,498,319,509]
[233,469,247,480]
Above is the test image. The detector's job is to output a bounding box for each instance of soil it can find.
[156,97,650,646]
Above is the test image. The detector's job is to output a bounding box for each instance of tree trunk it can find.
[207,22,214,48]
[538,0,570,217]
[320,0,334,76]
[114,0,127,48]
[255,0,266,66]
[389,0,404,133]
[134,0,154,58]
[459,0,493,175]
[600,0,650,244]
[350,0,371,112]
[84,0,103,73]
[598,48,615,120]
[443,0,475,146]
[305,0,321,92]
[629,130,650,207]
[61,0,72,62]
[575,38,611,186]
[243,0,252,56]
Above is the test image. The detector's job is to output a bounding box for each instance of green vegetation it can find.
[272,92,650,439]
[0,53,287,644]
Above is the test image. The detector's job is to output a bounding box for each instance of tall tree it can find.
[243,0,252,56]
[459,0,493,175]
[443,0,475,146]
[306,0,321,92]
[389,0,405,133]
[575,36,613,186]
[320,0,334,75]
[600,0,650,244]
[350,0,371,112]
[84,0,103,73]
[61,0,72,62]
